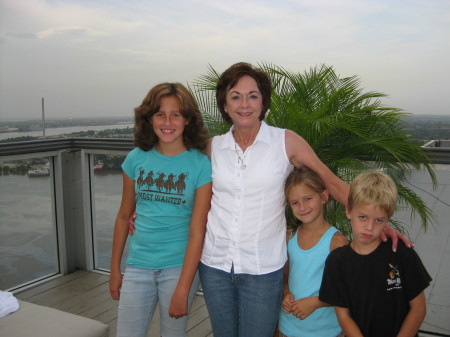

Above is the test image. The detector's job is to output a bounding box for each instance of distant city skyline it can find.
[1,0,449,120]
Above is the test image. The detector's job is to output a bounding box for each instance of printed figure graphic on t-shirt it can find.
[164,173,176,192]
[387,263,402,290]
[137,169,145,188]
[144,171,154,188]
[138,168,189,196]
[175,173,188,195]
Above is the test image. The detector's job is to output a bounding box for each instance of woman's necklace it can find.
[234,142,247,170]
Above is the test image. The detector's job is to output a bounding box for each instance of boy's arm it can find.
[335,306,364,337]
[396,291,426,337]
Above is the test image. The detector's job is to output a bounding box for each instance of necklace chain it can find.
[234,142,247,170]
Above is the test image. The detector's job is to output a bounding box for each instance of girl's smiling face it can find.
[288,183,328,226]
[151,95,187,147]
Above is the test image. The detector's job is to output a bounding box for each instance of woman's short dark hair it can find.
[134,82,208,151]
[216,62,272,124]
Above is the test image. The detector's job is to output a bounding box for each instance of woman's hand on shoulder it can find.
[382,225,413,252]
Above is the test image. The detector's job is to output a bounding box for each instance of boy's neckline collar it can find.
[349,238,387,257]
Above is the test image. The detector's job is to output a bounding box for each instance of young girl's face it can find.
[151,96,187,147]
[288,183,328,226]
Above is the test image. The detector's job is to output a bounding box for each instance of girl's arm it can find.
[109,173,136,300]
[396,292,426,337]
[291,296,330,319]
[285,129,411,251]
[335,306,364,337]
[169,182,212,318]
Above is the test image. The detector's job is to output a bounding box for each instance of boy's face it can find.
[347,203,389,253]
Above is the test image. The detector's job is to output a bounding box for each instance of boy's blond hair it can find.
[348,172,398,218]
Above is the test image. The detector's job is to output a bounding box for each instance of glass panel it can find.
[93,154,128,271]
[0,157,58,290]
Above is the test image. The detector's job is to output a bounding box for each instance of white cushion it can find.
[0,300,108,337]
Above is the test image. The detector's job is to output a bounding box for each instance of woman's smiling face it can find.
[224,75,263,129]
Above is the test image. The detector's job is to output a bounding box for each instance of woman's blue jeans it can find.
[199,262,283,337]
[116,265,199,337]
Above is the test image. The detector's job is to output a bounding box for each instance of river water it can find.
[0,160,124,290]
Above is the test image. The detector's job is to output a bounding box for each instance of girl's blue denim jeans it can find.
[199,262,283,337]
[116,265,199,337]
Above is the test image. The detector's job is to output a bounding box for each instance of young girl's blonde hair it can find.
[285,166,327,200]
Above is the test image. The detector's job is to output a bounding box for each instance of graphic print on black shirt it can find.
[136,168,189,205]
[387,263,402,291]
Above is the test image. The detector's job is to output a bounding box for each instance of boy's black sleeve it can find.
[398,243,432,302]
[319,247,349,308]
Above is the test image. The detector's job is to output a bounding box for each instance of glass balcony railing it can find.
[0,156,58,290]
[0,138,133,291]
[91,153,128,271]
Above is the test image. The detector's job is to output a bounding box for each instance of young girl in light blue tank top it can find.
[278,167,348,337]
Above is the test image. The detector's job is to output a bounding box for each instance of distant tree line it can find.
[0,118,448,145]
[0,117,132,131]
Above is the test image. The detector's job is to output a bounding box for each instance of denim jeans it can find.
[199,262,283,337]
[116,265,199,337]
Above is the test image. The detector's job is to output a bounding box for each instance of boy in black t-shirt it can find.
[319,172,431,337]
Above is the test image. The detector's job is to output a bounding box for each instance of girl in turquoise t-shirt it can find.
[109,83,212,337]
[278,167,347,337]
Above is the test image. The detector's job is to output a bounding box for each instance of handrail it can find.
[2,137,450,163]
[0,138,134,156]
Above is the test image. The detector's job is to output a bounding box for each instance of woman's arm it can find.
[285,129,350,207]
[206,138,212,160]
[285,129,412,250]
[169,182,212,318]
[281,258,294,314]
[109,173,136,300]
[335,306,364,337]
[396,292,426,337]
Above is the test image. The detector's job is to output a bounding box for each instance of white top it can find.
[201,122,294,275]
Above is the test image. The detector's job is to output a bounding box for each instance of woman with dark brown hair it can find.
[198,62,409,337]
[109,82,212,337]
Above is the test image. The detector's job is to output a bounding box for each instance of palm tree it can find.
[189,63,436,238]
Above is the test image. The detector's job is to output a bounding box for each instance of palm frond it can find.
[189,63,437,237]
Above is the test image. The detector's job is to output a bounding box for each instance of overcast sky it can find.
[1,0,449,120]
